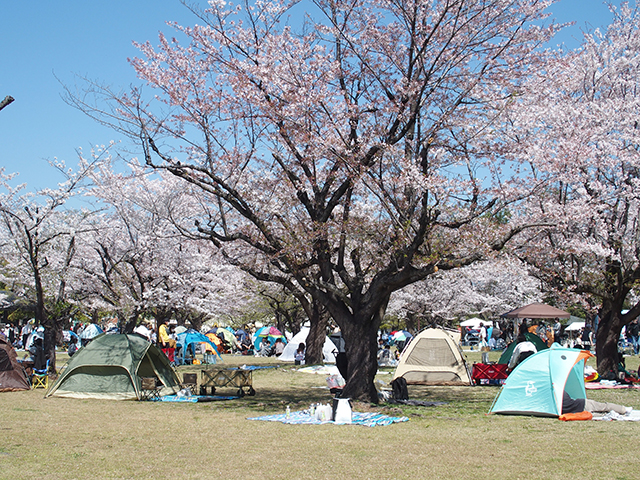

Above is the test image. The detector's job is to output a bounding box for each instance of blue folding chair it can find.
[31,359,49,389]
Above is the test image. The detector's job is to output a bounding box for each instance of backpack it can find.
[391,377,409,401]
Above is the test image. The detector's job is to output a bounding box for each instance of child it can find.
[294,342,305,365]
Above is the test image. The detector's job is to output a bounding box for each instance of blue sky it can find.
[0,0,624,191]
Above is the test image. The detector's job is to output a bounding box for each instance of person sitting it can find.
[216,332,230,354]
[377,345,394,366]
[562,390,631,416]
[68,339,79,357]
[30,336,47,371]
[238,334,252,355]
[258,337,272,357]
[273,338,285,357]
[508,334,537,370]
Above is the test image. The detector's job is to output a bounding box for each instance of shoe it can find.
[625,407,633,415]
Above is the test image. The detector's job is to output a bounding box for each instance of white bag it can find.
[333,398,352,424]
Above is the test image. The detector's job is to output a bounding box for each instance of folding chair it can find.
[139,377,161,401]
[31,359,49,389]
[182,373,198,395]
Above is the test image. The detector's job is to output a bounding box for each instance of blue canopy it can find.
[176,329,220,357]
[79,324,103,340]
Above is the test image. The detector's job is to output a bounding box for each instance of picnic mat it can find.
[248,410,409,427]
[585,382,640,390]
[235,365,279,371]
[593,410,640,422]
[155,395,239,402]
[297,365,341,375]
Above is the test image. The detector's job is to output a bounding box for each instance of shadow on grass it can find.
[178,361,503,418]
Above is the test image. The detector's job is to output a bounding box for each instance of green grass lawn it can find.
[1,351,639,480]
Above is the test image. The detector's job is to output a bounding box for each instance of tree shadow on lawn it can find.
[204,369,499,418]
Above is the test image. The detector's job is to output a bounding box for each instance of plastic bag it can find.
[315,404,332,421]
[333,398,352,424]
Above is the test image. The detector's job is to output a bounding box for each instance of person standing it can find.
[7,324,15,345]
[158,320,170,348]
[553,318,562,338]
[581,324,593,351]
[21,321,32,350]
[479,323,489,363]
[158,320,176,349]
[479,323,487,347]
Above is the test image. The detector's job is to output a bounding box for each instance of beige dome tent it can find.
[392,327,472,385]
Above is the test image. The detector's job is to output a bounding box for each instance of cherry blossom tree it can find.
[75,0,560,401]
[388,256,543,327]
[76,160,254,333]
[0,156,102,369]
[509,2,640,375]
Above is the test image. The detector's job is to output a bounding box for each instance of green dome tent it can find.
[47,333,181,400]
[497,332,549,364]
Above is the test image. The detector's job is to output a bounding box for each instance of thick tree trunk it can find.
[334,297,389,404]
[595,300,625,377]
[305,301,328,365]
[339,319,381,403]
[42,318,59,373]
[33,268,58,371]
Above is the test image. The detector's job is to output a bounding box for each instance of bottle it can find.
[285,405,291,419]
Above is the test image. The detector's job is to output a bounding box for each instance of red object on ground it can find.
[162,347,175,363]
[471,363,509,385]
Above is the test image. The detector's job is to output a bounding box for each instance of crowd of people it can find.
[3,314,638,374]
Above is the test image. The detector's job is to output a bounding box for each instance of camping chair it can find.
[31,359,49,389]
[182,373,198,395]
[139,377,161,401]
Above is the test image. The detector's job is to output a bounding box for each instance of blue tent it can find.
[79,324,104,346]
[490,345,593,417]
[176,330,220,365]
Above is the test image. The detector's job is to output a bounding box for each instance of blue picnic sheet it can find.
[155,395,239,402]
[234,365,278,371]
[248,410,409,427]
